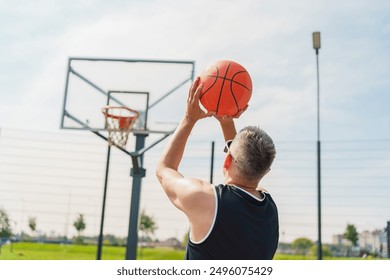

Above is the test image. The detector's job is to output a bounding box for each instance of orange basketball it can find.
[199,60,252,116]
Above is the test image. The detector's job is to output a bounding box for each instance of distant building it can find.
[149,237,183,249]
[332,234,351,246]
[359,230,386,257]
[333,226,388,258]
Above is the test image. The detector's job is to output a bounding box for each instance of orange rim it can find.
[102,106,140,119]
[102,106,140,130]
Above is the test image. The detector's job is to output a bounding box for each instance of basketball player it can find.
[156,77,279,259]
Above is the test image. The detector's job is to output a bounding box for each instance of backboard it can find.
[61,57,195,136]
[60,58,196,260]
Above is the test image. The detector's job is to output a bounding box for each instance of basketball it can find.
[199,60,252,116]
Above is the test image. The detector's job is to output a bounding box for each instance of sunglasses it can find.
[224,140,237,162]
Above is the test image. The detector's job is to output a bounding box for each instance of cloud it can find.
[1,0,389,142]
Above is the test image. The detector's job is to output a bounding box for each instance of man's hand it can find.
[186,77,215,122]
[214,104,249,124]
[214,105,248,141]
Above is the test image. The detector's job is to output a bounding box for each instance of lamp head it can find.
[313,32,321,52]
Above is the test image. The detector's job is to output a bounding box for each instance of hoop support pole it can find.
[126,132,148,260]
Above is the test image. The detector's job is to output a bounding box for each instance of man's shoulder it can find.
[184,177,215,192]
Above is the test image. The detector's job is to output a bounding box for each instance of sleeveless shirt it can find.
[185,184,279,260]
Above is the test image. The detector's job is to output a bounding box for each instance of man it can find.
[156,77,279,259]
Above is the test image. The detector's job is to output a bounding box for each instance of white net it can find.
[102,106,139,148]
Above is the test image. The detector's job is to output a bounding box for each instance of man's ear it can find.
[223,154,233,169]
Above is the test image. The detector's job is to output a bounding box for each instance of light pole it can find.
[312,31,322,260]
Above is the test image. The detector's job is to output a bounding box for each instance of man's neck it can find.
[224,178,262,196]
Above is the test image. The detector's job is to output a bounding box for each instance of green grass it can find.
[0,242,185,260]
[0,242,386,260]
[274,254,386,260]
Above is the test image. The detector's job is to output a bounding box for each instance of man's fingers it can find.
[204,111,216,118]
[189,77,200,95]
[193,83,204,102]
[232,105,249,118]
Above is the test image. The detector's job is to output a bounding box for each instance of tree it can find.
[28,216,37,232]
[28,216,37,236]
[182,231,189,248]
[139,210,157,243]
[0,208,12,238]
[73,213,86,244]
[344,224,358,246]
[0,208,13,254]
[138,210,157,258]
[292,237,314,255]
[310,245,332,258]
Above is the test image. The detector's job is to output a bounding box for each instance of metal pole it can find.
[210,141,215,184]
[96,145,111,260]
[60,58,72,129]
[317,140,322,260]
[69,57,195,65]
[125,133,148,260]
[315,47,323,260]
[316,51,320,141]
[387,221,390,258]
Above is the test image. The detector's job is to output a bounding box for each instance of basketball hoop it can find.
[102,106,139,148]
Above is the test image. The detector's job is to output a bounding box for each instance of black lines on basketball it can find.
[216,61,231,115]
[231,71,252,92]
[199,65,219,101]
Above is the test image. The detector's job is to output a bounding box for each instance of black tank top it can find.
[185,184,279,260]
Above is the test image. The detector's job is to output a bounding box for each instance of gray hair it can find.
[232,126,276,181]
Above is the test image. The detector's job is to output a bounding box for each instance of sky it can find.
[1,0,390,245]
[1,0,389,140]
